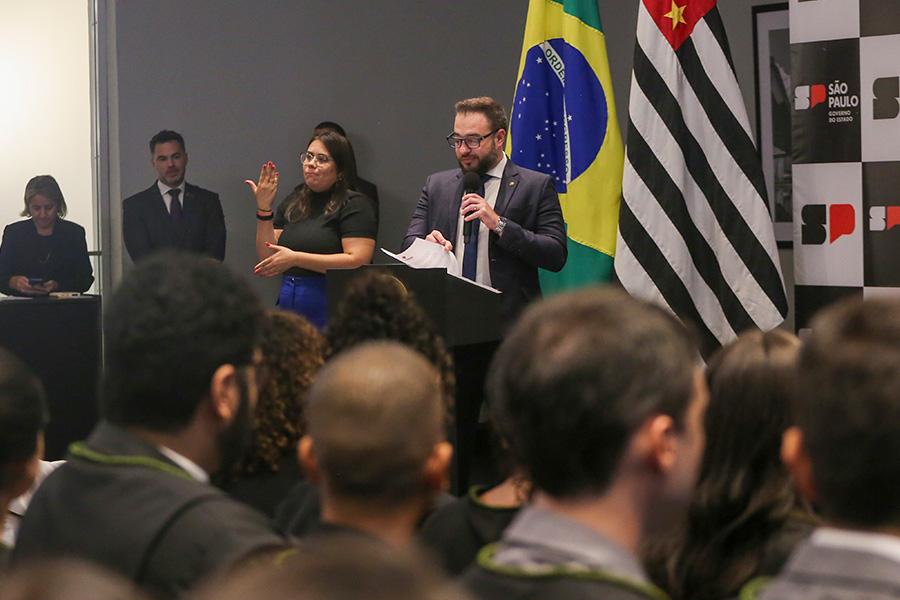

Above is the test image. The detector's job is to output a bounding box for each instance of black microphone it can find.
[462,171,483,244]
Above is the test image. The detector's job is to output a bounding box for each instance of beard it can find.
[458,148,501,176]
[211,371,255,486]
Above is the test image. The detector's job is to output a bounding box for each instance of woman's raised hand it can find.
[244,161,279,211]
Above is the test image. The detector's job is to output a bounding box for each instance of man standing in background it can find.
[123,130,226,262]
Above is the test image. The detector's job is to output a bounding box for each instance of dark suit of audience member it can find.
[14,422,280,597]
[123,182,225,262]
[419,486,520,576]
[0,219,93,295]
[12,253,284,597]
[122,130,225,263]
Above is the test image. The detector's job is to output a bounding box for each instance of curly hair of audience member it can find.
[235,310,326,476]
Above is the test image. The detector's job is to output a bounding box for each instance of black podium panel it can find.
[0,296,101,459]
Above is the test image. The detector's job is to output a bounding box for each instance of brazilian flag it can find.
[508,0,624,293]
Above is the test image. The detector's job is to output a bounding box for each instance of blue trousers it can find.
[277,274,328,330]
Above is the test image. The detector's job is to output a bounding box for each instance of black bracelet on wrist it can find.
[256,212,274,221]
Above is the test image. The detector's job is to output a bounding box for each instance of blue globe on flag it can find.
[511,38,608,194]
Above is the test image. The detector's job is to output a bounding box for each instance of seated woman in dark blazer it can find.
[0,176,93,296]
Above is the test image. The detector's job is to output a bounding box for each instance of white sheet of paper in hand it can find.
[381,238,461,277]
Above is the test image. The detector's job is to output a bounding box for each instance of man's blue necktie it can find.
[462,175,488,281]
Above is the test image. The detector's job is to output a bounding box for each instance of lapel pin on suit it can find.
[509,181,516,187]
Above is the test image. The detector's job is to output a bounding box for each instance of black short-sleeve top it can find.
[273,188,377,277]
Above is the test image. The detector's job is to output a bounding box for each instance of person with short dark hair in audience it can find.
[313,120,380,226]
[463,288,708,600]
[0,348,48,562]
[123,130,227,263]
[196,534,471,600]
[0,559,151,600]
[0,175,94,296]
[13,252,285,597]
[246,130,377,329]
[650,329,815,600]
[274,272,456,536]
[758,297,900,600]
[295,341,452,546]
[222,309,326,518]
[419,417,529,576]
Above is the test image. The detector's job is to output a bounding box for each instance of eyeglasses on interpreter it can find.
[445,129,500,149]
[299,152,332,166]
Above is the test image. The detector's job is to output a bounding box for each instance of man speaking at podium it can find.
[404,97,567,328]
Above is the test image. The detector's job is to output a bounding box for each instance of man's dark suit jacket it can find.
[404,161,566,326]
[13,421,284,598]
[123,182,226,262]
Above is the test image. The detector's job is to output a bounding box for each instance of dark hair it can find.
[21,175,67,218]
[454,96,509,132]
[327,271,455,404]
[665,329,803,600]
[149,130,186,153]
[489,287,698,498]
[196,534,469,600]
[795,296,900,528]
[307,342,445,504]
[101,252,263,432]
[313,121,347,137]
[282,131,353,223]
[234,310,325,477]
[0,348,48,487]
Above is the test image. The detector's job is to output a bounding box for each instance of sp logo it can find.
[801,204,855,245]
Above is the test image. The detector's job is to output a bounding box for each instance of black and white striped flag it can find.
[615,0,788,355]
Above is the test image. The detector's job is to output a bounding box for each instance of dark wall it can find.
[113,1,528,301]
[110,0,758,303]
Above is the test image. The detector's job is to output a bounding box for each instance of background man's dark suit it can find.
[123,183,226,262]
[404,160,566,326]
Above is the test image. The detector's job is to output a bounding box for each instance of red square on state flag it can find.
[642,0,717,50]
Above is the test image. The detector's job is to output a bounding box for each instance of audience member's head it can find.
[21,175,67,218]
[100,252,263,475]
[198,534,470,600]
[784,296,900,530]
[664,329,803,600]
[328,271,455,403]
[233,310,325,479]
[489,288,706,527]
[299,342,451,544]
[0,349,47,504]
[0,559,150,600]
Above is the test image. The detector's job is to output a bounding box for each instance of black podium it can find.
[0,295,102,460]
[327,264,503,494]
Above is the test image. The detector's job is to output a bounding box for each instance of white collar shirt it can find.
[157,445,209,483]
